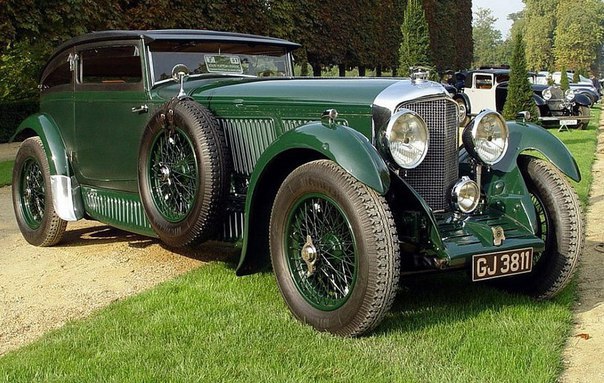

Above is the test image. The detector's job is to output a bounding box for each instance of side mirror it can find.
[171,64,190,99]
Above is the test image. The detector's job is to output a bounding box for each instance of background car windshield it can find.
[149,41,290,83]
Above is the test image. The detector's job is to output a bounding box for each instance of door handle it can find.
[131,105,148,114]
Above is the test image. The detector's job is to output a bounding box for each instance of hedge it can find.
[0,99,39,143]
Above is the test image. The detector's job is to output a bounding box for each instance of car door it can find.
[73,41,150,193]
[39,49,76,151]
[465,73,496,115]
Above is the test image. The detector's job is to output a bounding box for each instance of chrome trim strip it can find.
[372,80,450,143]
[373,80,449,113]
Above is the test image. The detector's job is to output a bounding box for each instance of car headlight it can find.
[450,176,480,213]
[542,87,552,100]
[565,89,575,101]
[386,109,429,169]
[462,110,509,166]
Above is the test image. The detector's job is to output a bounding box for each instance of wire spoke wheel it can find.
[286,194,357,310]
[138,100,231,247]
[489,156,583,299]
[270,160,400,336]
[12,137,66,246]
[149,128,198,222]
[530,192,550,265]
[20,158,46,229]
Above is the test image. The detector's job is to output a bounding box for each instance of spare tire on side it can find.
[138,99,231,247]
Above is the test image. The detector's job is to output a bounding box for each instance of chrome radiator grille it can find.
[397,98,459,211]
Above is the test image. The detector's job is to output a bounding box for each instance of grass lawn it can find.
[0,161,13,187]
[0,105,599,382]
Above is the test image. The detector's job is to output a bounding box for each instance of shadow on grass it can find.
[55,221,573,338]
[374,270,565,336]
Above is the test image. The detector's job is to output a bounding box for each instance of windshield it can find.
[148,40,292,84]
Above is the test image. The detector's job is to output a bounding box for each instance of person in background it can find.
[591,74,602,96]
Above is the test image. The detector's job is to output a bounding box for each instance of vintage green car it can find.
[12,30,584,336]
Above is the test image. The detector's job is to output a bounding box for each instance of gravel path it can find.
[560,111,604,383]
[0,186,206,355]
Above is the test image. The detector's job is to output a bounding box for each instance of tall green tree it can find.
[523,0,558,71]
[472,8,504,67]
[0,0,122,101]
[398,0,432,76]
[502,32,539,122]
[554,0,604,74]
[560,65,570,90]
[422,0,472,72]
[451,0,473,70]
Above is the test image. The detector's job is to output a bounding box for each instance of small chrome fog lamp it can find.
[450,176,480,213]
[386,109,429,169]
[564,89,575,101]
[542,87,552,100]
[462,110,509,166]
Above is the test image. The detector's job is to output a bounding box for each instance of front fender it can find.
[493,121,580,182]
[12,113,69,176]
[454,93,471,115]
[236,121,390,275]
[532,93,546,106]
[254,122,390,195]
[574,93,591,107]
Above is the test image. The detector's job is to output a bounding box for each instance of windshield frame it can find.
[146,40,295,86]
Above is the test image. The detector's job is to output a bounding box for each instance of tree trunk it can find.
[300,60,309,76]
[339,64,346,77]
[312,63,322,77]
[376,65,382,77]
[358,66,366,77]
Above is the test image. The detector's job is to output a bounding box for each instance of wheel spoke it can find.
[286,195,357,310]
[530,192,549,264]
[20,158,46,228]
[149,128,198,222]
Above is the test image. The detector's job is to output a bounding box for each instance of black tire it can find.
[575,106,590,130]
[12,137,67,246]
[138,99,230,247]
[495,156,584,299]
[269,160,400,336]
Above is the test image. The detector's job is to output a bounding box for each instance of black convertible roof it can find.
[49,29,300,61]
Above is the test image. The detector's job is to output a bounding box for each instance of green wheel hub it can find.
[285,194,357,310]
[148,128,199,222]
[19,157,45,229]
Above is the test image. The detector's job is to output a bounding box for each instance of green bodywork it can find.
[13,35,581,276]
[494,120,581,182]
[15,114,71,177]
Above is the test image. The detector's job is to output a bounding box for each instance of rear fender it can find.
[12,113,70,176]
[12,113,84,220]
